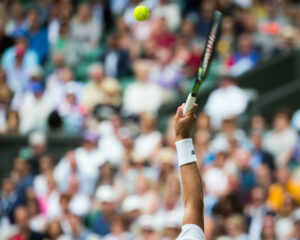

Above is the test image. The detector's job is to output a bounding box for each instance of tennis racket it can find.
[183,11,223,114]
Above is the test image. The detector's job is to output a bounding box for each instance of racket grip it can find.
[183,93,196,115]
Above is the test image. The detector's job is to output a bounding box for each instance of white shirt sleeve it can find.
[177,224,205,240]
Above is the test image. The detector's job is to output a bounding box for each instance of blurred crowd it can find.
[1,0,300,239]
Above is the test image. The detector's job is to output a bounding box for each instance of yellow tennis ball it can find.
[133,6,150,22]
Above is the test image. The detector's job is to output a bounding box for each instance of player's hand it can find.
[174,103,197,141]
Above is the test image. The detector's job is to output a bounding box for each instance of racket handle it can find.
[183,93,196,115]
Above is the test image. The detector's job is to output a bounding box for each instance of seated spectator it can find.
[0,19,13,57]
[33,155,55,197]
[71,2,101,52]
[123,61,163,115]
[152,0,181,32]
[66,175,91,217]
[81,63,121,111]
[54,131,102,195]
[267,167,300,212]
[134,113,162,159]
[228,33,259,76]
[263,109,298,167]
[44,66,83,109]
[204,76,249,129]
[103,214,134,240]
[45,220,69,240]
[58,83,85,133]
[68,213,101,240]
[245,186,270,240]
[224,214,249,240]
[11,158,33,206]
[5,2,27,38]
[101,33,130,79]
[27,131,48,176]
[18,82,53,134]
[203,152,232,197]
[0,178,19,224]
[275,194,297,240]
[135,175,159,214]
[25,9,49,64]
[261,213,277,240]
[250,131,275,170]
[87,185,118,237]
[149,47,183,91]
[51,21,80,67]
[2,37,38,93]
[10,206,46,240]
[26,197,47,233]
[150,18,176,49]
[0,68,12,133]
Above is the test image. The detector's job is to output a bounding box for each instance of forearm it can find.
[176,138,204,229]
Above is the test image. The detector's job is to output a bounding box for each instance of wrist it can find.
[175,138,197,166]
[175,135,190,142]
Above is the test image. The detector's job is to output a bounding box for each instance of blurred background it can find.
[0,0,300,239]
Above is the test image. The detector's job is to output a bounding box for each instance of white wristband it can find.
[175,138,197,166]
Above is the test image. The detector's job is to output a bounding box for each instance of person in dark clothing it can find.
[0,19,14,57]
[250,131,276,170]
[0,178,19,224]
[27,131,48,176]
[10,206,45,240]
[100,34,130,79]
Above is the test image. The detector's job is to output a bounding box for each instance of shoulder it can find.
[177,224,205,240]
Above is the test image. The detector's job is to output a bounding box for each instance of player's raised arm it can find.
[174,104,205,239]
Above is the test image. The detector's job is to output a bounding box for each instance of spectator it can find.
[103,214,134,240]
[54,131,101,195]
[134,113,162,159]
[263,109,298,167]
[58,83,85,133]
[0,178,19,224]
[27,131,48,176]
[149,47,183,91]
[68,213,101,240]
[33,155,54,197]
[2,37,38,93]
[267,167,300,212]
[10,206,45,240]
[18,82,53,134]
[26,9,49,64]
[245,186,270,240]
[71,2,101,52]
[101,33,130,79]
[228,33,259,76]
[88,185,118,237]
[152,0,181,32]
[5,2,27,37]
[66,175,91,217]
[26,197,47,233]
[204,76,249,128]
[224,214,249,240]
[123,61,163,115]
[250,131,275,170]
[82,63,121,111]
[0,19,14,57]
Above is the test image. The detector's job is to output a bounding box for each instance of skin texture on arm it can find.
[174,104,204,230]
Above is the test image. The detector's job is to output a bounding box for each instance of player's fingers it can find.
[175,104,184,119]
[186,104,198,116]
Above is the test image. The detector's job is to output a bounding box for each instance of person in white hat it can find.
[173,103,205,240]
[87,185,118,237]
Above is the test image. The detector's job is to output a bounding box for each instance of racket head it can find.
[191,11,223,95]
